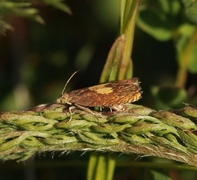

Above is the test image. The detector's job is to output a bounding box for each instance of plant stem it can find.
[1,103,197,167]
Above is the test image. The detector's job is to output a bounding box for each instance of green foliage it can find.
[188,43,197,72]
[182,0,197,23]
[137,0,197,92]
[175,23,197,74]
[42,0,72,15]
[0,0,71,34]
[137,0,182,41]
[0,1,44,34]
[152,86,188,109]
[137,0,197,41]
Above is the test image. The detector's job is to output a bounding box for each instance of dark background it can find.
[0,0,178,111]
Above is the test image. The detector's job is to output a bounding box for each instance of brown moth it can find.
[56,72,142,111]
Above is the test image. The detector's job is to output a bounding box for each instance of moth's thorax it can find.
[56,93,70,104]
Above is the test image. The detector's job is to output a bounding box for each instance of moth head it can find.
[56,93,70,104]
[56,71,78,104]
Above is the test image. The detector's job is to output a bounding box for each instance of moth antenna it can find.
[61,71,79,94]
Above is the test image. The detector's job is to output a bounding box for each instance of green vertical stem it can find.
[100,35,126,83]
[87,153,115,180]
[88,1,140,179]
[87,153,97,180]
[118,0,140,80]
[95,155,107,180]
[106,155,116,180]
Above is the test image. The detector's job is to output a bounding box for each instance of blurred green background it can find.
[0,0,120,111]
[0,0,187,111]
[1,0,197,179]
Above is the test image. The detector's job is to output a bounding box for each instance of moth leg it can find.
[68,106,76,121]
[74,104,101,120]
[99,106,104,111]
[111,104,125,112]
[74,104,95,115]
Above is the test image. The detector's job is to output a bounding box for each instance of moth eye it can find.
[56,97,61,103]
[56,93,69,104]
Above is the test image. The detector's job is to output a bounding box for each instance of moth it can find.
[56,72,142,111]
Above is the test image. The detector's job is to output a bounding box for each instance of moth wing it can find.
[68,79,142,107]
[68,88,106,106]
